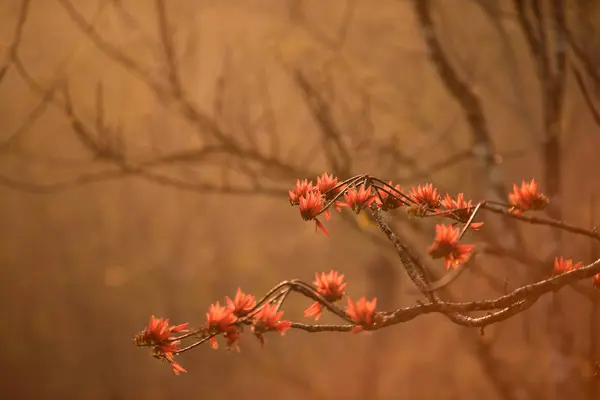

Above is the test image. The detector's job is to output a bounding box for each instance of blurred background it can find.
[1,0,600,399]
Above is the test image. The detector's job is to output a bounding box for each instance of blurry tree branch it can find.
[287,0,356,51]
[2,1,334,196]
[54,0,319,184]
[0,0,30,86]
[292,69,353,177]
[412,0,509,204]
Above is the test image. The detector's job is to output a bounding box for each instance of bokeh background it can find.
[1,0,600,399]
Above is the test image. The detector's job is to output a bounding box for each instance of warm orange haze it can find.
[1,0,600,399]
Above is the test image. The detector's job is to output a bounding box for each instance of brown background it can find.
[1,1,600,399]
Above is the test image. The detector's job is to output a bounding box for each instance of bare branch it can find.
[572,63,600,127]
[0,84,56,152]
[56,0,164,94]
[293,69,353,176]
[0,0,31,87]
[155,0,183,97]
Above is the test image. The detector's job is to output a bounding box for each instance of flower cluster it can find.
[288,174,339,236]
[301,270,379,332]
[553,256,583,275]
[428,224,475,269]
[407,183,440,216]
[205,288,293,351]
[289,174,413,236]
[553,256,600,287]
[133,316,189,375]
[134,288,293,375]
[134,268,384,375]
[508,179,549,215]
[304,270,348,320]
[288,175,556,270]
[289,175,486,269]
[440,193,484,230]
[250,304,293,346]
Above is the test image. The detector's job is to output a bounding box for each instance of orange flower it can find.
[508,179,549,214]
[408,183,440,215]
[346,297,378,333]
[338,184,377,214]
[299,191,324,220]
[226,288,256,317]
[553,256,583,275]
[316,173,341,200]
[134,315,189,347]
[205,302,239,350]
[289,179,316,206]
[223,329,242,353]
[304,270,348,320]
[375,181,404,211]
[428,224,475,269]
[251,303,292,345]
[440,193,484,230]
[299,191,330,236]
[133,316,189,375]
